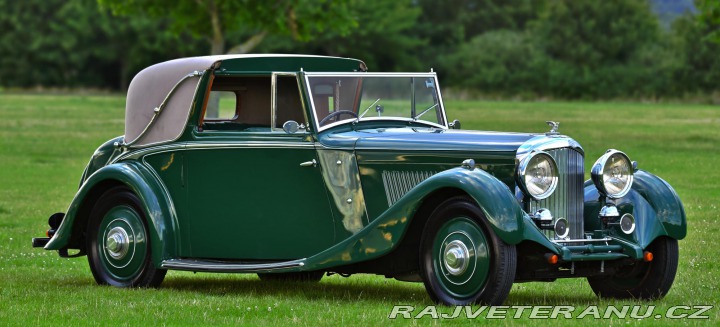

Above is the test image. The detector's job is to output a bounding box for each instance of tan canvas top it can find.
[124,54,336,147]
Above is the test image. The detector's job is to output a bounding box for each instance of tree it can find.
[413,0,546,80]
[98,0,358,55]
[526,0,662,98]
[532,0,660,68]
[442,30,548,96]
[672,10,720,93]
[0,0,202,89]
[257,0,424,72]
[697,0,720,42]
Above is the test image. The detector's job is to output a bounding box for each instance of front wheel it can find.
[86,186,166,287]
[587,237,678,299]
[419,196,516,305]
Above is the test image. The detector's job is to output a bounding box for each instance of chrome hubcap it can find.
[105,226,129,259]
[444,240,469,276]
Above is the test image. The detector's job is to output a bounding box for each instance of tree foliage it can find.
[532,0,659,68]
[1,0,719,99]
[696,0,720,42]
[98,0,357,55]
[0,0,202,89]
[257,0,424,72]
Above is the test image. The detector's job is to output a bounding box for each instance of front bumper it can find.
[553,234,643,262]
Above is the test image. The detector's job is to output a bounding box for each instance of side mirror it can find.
[449,119,461,130]
[283,120,299,134]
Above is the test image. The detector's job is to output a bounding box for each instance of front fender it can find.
[584,169,686,248]
[45,161,179,266]
[301,167,556,271]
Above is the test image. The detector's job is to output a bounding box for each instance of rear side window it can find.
[205,90,239,120]
[201,76,271,131]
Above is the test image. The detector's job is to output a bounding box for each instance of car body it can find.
[32,55,686,305]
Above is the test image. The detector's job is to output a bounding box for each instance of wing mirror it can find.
[449,119,461,130]
[283,120,299,134]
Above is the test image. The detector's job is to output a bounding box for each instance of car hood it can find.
[319,127,537,155]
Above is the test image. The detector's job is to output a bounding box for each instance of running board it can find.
[161,258,306,272]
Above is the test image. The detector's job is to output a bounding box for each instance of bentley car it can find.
[32,55,686,305]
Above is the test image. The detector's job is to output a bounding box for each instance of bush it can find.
[442,30,548,96]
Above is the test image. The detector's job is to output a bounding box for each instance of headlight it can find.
[517,151,558,200]
[591,149,634,199]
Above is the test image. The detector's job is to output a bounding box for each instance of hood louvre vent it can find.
[382,171,436,206]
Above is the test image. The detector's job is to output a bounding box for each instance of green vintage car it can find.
[32,55,686,305]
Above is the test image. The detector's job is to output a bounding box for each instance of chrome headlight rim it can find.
[591,149,634,199]
[517,151,559,201]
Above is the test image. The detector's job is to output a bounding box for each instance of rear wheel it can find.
[257,271,324,282]
[419,196,516,305]
[86,186,166,287]
[588,237,678,299]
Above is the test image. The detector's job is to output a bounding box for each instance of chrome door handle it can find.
[299,159,317,167]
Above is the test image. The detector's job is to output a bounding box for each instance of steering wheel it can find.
[319,110,358,126]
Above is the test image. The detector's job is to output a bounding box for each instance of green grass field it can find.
[0,94,718,325]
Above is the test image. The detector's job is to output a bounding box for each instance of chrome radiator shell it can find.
[528,148,585,240]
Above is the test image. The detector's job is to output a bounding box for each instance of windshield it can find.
[306,74,446,129]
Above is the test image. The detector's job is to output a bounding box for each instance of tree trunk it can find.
[205,0,222,118]
[226,31,268,54]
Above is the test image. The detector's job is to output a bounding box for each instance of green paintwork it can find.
[584,169,687,249]
[318,128,532,220]
[79,136,124,185]
[214,56,363,75]
[296,167,550,271]
[45,161,178,266]
[180,136,336,259]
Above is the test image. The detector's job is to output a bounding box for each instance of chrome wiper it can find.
[413,103,438,120]
[357,98,381,121]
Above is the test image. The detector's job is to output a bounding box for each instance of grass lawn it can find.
[0,94,718,325]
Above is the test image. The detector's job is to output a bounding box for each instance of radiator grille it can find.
[382,171,436,206]
[529,148,584,240]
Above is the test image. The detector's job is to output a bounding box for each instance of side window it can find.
[273,75,306,131]
[205,91,239,120]
[201,76,271,131]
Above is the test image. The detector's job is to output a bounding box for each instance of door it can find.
[183,73,336,260]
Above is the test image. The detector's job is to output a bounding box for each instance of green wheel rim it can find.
[432,217,490,298]
[96,205,147,282]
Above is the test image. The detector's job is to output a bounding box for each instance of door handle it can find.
[300,159,317,167]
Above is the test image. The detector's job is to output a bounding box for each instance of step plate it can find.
[161,258,305,273]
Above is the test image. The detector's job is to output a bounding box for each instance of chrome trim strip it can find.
[113,141,316,162]
[433,74,449,128]
[161,258,306,272]
[319,117,446,131]
[303,72,439,77]
[271,72,304,132]
[184,142,315,149]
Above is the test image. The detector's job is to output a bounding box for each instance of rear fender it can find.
[45,161,178,266]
